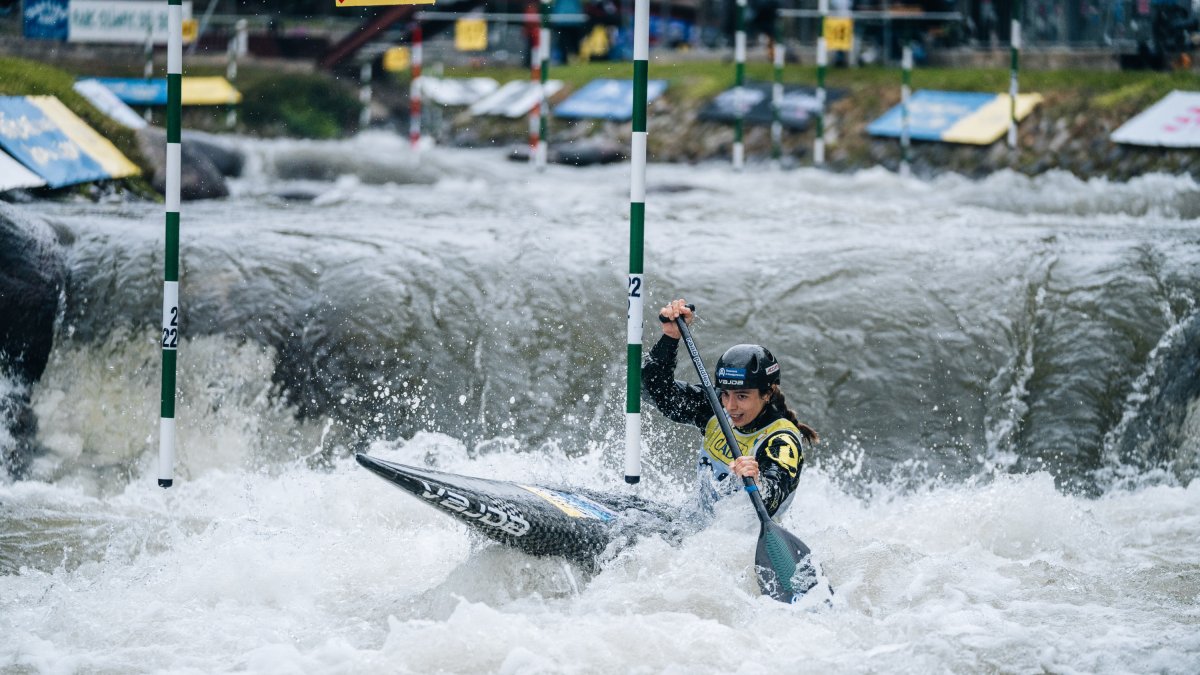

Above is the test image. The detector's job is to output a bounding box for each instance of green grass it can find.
[235,70,361,139]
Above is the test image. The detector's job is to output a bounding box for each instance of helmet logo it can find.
[716,366,747,386]
[765,363,780,376]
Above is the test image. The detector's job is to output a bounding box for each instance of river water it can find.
[2,132,1199,673]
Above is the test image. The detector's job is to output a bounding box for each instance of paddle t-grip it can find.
[658,303,696,323]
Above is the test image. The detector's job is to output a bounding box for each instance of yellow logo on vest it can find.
[702,417,799,468]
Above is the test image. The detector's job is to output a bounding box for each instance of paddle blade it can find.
[754,520,818,603]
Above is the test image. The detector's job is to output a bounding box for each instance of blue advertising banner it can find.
[698,83,845,131]
[867,90,994,142]
[0,96,139,188]
[91,78,169,107]
[0,97,107,188]
[23,0,70,40]
[554,79,668,122]
[866,89,1043,145]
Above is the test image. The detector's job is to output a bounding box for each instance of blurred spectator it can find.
[552,0,588,61]
[980,0,998,47]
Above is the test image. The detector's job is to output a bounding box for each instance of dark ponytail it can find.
[767,384,818,443]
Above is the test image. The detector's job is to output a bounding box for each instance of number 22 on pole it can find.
[162,304,179,348]
[627,276,642,311]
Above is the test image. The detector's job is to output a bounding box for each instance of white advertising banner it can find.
[469,80,564,119]
[1111,90,1200,148]
[68,1,193,44]
[0,151,47,192]
[73,79,148,129]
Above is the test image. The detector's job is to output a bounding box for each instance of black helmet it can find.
[715,344,780,390]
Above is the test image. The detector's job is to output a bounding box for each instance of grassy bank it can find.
[0,56,362,147]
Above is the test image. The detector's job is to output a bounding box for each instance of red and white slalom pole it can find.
[410,23,423,152]
[528,23,541,166]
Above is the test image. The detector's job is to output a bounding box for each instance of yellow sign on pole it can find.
[181,18,198,44]
[824,17,854,52]
[335,0,435,7]
[455,18,487,51]
[383,46,411,72]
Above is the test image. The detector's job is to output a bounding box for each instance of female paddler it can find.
[642,299,818,518]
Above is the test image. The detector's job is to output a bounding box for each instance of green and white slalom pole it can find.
[624,0,649,485]
[733,0,746,170]
[225,20,245,129]
[359,61,373,129]
[159,0,183,489]
[537,0,551,170]
[815,0,827,166]
[771,14,784,166]
[1008,0,1021,149]
[900,44,911,177]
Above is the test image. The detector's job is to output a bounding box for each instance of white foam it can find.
[2,443,1198,673]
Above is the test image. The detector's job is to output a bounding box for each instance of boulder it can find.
[0,203,67,477]
[135,126,230,200]
[182,130,246,177]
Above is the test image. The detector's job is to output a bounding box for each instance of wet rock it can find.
[553,138,627,166]
[0,203,67,478]
[182,130,246,177]
[506,139,628,166]
[135,126,230,200]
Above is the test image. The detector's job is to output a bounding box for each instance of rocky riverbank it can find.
[436,70,1199,182]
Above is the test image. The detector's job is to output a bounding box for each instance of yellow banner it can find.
[942,93,1044,145]
[336,0,435,7]
[182,77,243,106]
[455,18,487,51]
[383,46,411,72]
[824,17,853,51]
[27,96,140,179]
[182,18,198,44]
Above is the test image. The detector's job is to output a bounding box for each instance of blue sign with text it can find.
[91,78,170,107]
[554,79,668,122]
[0,97,108,188]
[23,0,69,40]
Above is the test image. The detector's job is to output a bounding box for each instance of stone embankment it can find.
[445,85,1197,181]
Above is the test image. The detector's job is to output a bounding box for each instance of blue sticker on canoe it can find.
[519,485,618,522]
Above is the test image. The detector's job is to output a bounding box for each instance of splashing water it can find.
[2,134,1198,673]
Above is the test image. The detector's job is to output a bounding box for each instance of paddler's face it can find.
[720,388,769,428]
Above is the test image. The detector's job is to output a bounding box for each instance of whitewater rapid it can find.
[2,132,1199,673]
[4,440,1198,673]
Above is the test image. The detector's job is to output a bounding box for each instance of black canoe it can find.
[356,454,691,566]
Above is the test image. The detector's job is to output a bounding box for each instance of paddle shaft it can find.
[673,317,775,524]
